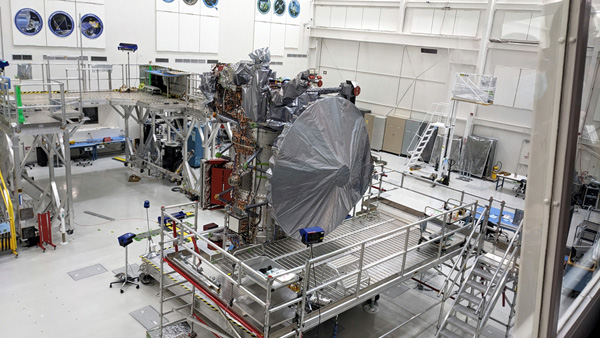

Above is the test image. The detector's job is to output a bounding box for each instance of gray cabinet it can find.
[383,116,406,154]
[365,113,386,151]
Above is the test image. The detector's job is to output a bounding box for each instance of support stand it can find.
[144,200,153,254]
[363,295,380,314]
[37,212,56,252]
[110,233,139,293]
[127,51,131,90]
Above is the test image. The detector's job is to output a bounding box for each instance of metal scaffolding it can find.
[143,199,481,338]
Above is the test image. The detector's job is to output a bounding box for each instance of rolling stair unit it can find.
[436,222,522,338]
[405,103,448,171]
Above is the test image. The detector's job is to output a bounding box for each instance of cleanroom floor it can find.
[0,152,524,338]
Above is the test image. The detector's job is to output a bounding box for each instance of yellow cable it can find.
[0,169,17,256]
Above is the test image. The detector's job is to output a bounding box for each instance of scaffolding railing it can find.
[157,200,479,337]
[8,61,147,93]
[0,79,72,130]
[382,167,521,230]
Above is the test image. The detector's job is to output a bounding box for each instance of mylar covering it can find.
[267,97,373,240]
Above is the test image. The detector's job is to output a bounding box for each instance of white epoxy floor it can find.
[0,153,526,338]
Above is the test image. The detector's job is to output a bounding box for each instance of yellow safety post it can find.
[0,169,18,257]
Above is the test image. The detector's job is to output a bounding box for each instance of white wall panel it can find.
[361,8,381,31]
[527,13,542,42]
[410,9,433,34]
[320,39,359,70]
[493,66,520,107]
[345,7,363,30]
[270,23,286,56]
[413,81,448,112]
[77,3,106,49]
[284,24,300,49]
[253,21,271,51]
[46,1,78,48]
[432,9,456,35]
[157,11,179,51]
[314,6,331,27]
[514,69,537,110]
[180,0,200,15]
[200,16,219,53]
[431,10,445,35]
[379,8,399,32]
[11,0,47,47]
[401,48,450,83]
[329,7,347,28]
[357,43,403,75]
[501,11,532,41]
[179,14,200,53]
[319,67,355,88]
[356,73,399,107]
[156,0,178,13]
[453,10,479,37]
[485,49,538,72]
[396,78,416,110]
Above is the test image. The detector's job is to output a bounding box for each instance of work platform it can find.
[142,203,475,338]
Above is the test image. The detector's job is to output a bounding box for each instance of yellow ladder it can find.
[0,169,17,257]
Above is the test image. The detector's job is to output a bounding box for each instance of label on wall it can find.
[258,0,271,14]
[48,11,74,37]
[81,14,104,39]
[288,0,300,18]
[15,8,43,36]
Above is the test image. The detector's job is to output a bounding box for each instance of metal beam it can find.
[310,27,481,51]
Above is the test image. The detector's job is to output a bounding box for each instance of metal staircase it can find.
[436,222,522,338]
[405,103,448,171]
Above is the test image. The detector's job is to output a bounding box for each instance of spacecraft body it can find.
[200,48,372,245]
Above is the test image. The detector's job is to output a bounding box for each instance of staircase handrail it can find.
[438,208,488,298]
[475,221,523,316]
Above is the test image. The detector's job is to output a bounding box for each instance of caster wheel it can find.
[43,250,46,253]
[136,285,140,289]
[54,247,56,250]
[110,285,112,288]
[120,289,124,294]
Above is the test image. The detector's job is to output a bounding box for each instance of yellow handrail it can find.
[0,169,17,257]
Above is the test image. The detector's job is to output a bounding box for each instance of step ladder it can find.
[436,223,522,338]
[405,103,449,172]
[406,122,445,169]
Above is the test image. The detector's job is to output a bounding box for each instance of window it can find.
[82,107,99,125]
